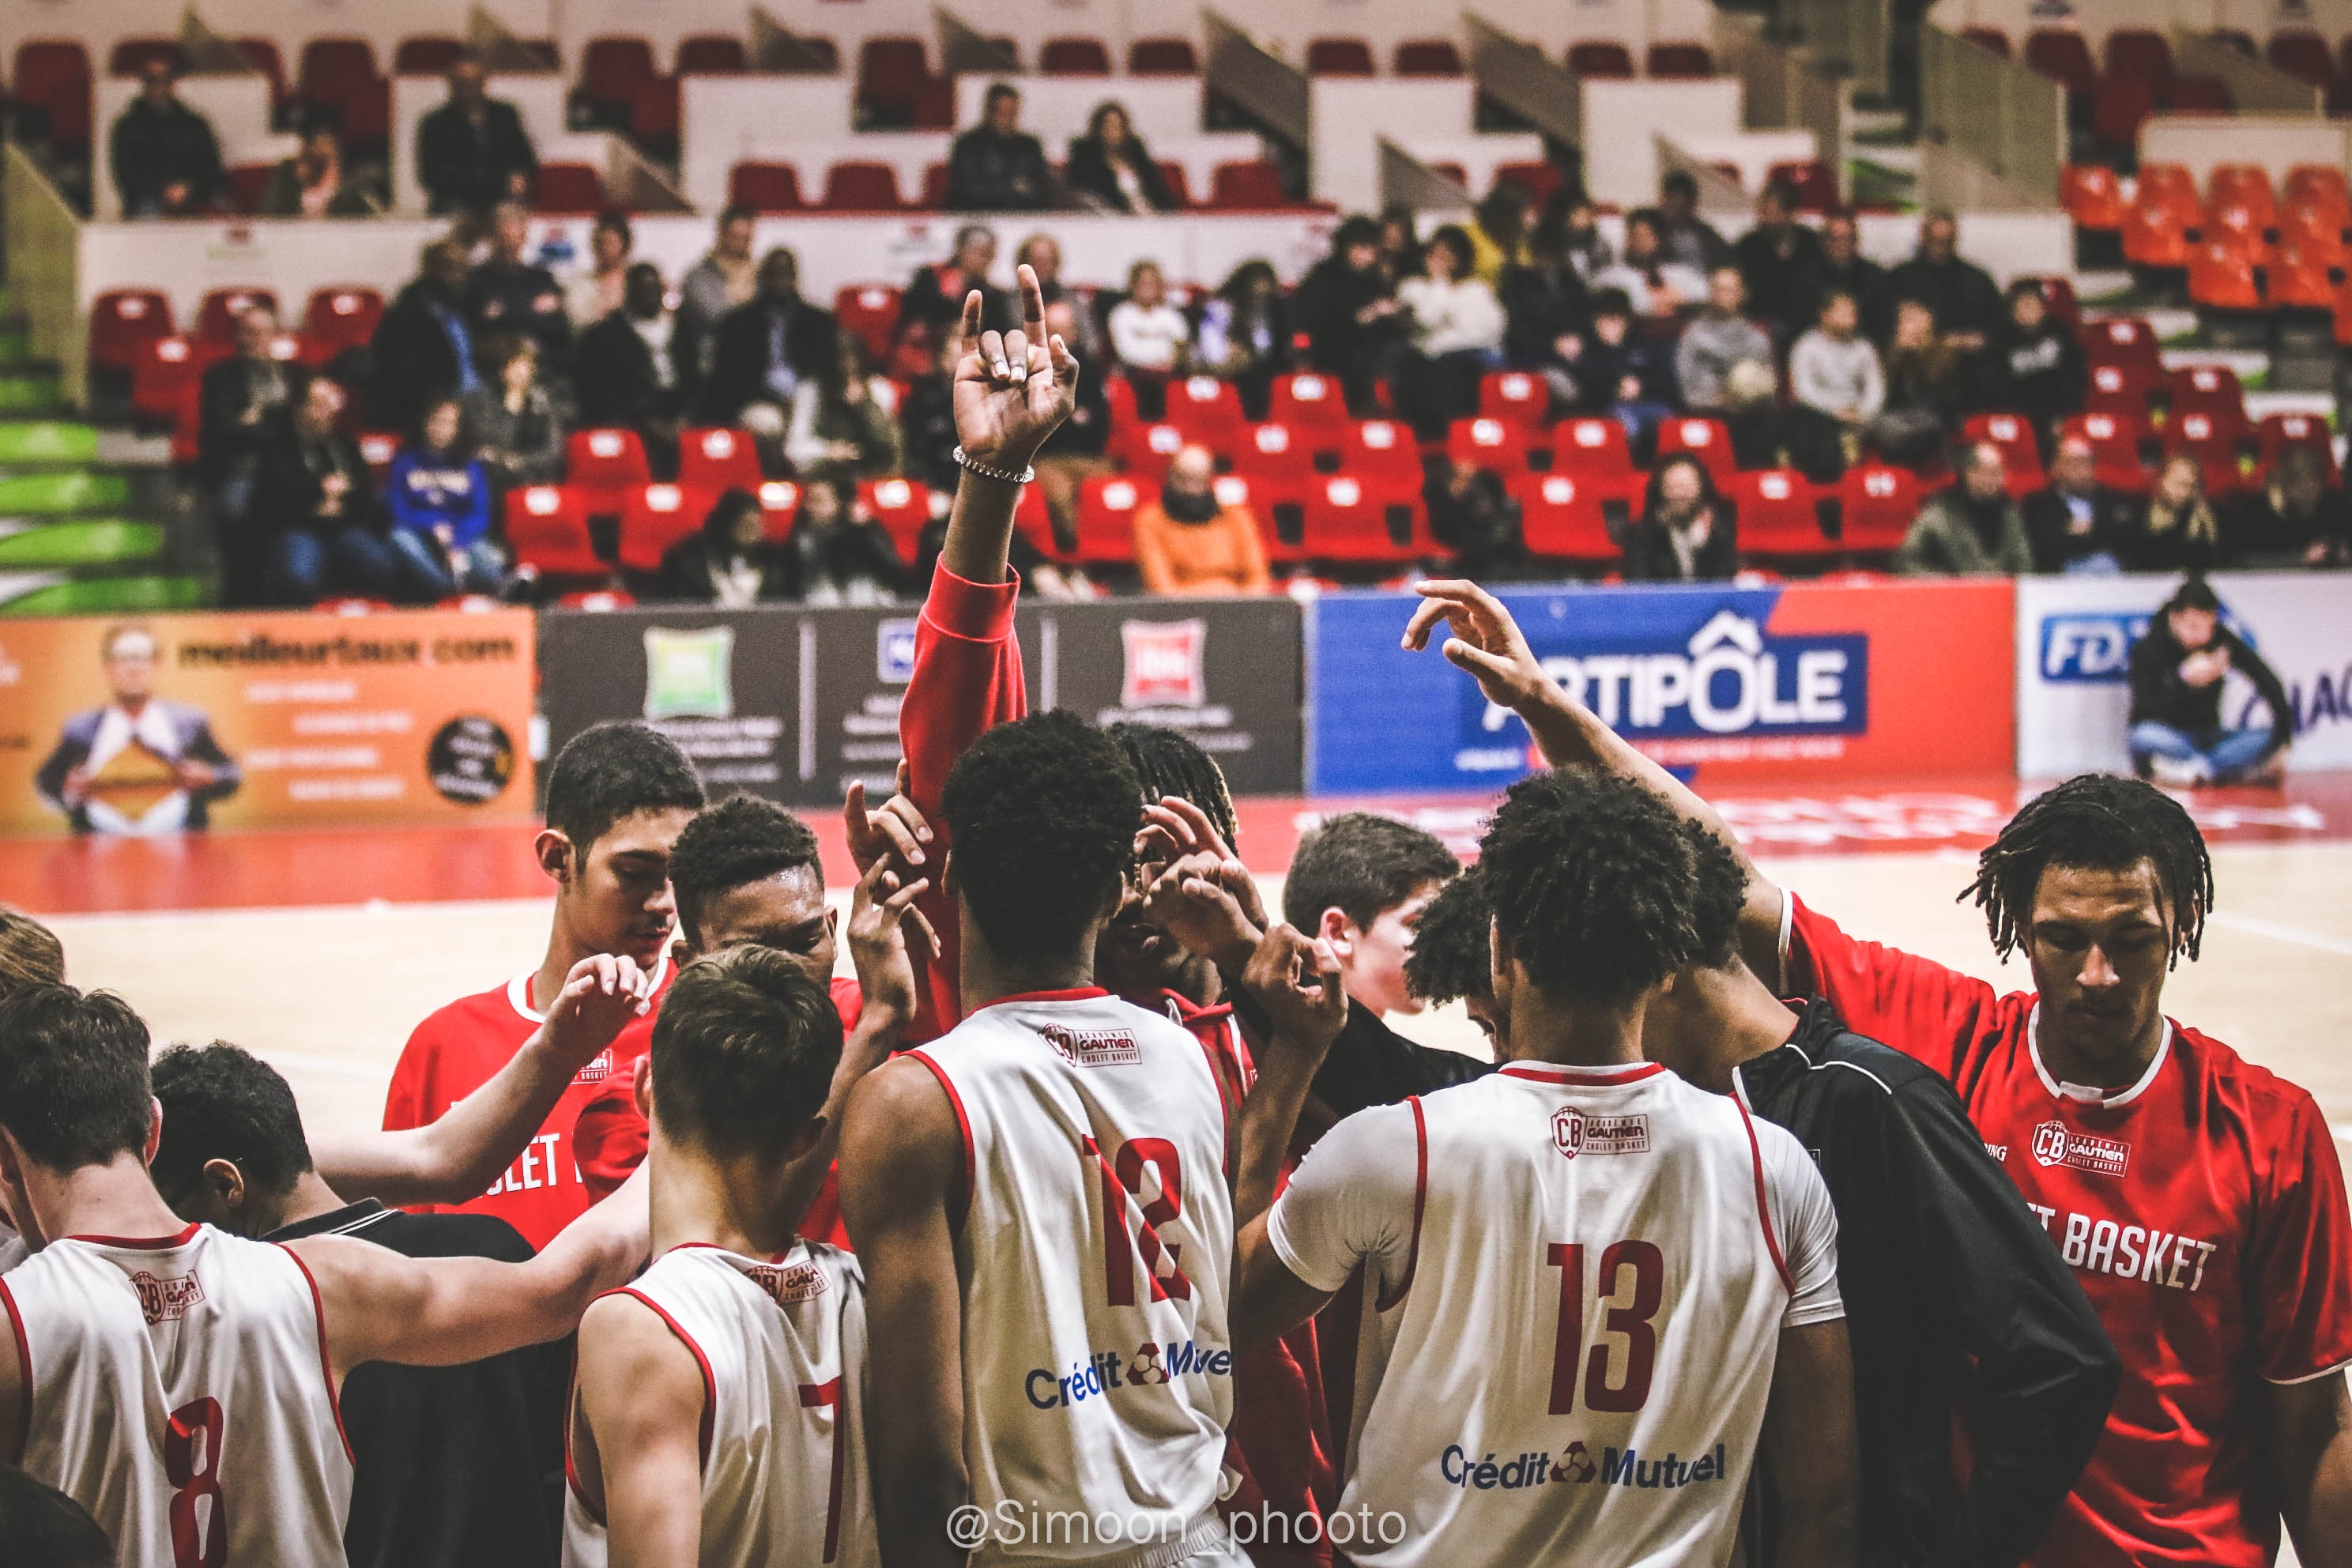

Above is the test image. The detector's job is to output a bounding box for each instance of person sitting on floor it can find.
[2127,574,2293,786]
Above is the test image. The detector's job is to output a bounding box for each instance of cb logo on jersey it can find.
[2031,1119,2130,1178]
[131,1269,205,1325]
[1553,1107,1650,1159]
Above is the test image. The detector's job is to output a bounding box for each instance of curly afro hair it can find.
[1962,772,2213,967]
[1403,869,1493,1006]
[668,795,824,946]
[1476,767,1709,1007]
[1685,820,1752,973]
[940,710,1142,966]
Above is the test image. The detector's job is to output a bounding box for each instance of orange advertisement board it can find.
[0,609,535,835]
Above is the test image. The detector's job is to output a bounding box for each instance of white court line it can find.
[2335,1124,2352,1145]
[2206,911,2352,959]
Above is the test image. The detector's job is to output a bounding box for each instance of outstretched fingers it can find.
[1016,262,1046,328]
[959,288,985,358]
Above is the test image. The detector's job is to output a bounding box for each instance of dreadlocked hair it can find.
[1106,723,1238,847]
[1962,773,2214,967]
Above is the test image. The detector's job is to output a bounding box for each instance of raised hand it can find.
[1144,851,1262,974]
[952,263,1079,470]
[1241,923,1349,1062]
[846,855,933,1034]
[1136,795,1268,935]
[541,954,655,1072]
[1401,579,1552,712]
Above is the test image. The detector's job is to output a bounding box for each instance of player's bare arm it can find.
[570,1290,708,1568]
[1403,579,1787,978]
[940,264,1079,586]
[1231,1216,1340,1359]
[311,953,654,1206]
[292,1163,651,1383]
[2269,1370,2352,1562]
[1233,924,1346,1225]
[839,1057,971,1568]
[1758,1319,1861,1568]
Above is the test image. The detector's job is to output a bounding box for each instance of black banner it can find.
[537,596,1304,807]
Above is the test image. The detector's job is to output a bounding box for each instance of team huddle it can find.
[0,270,2346,1568]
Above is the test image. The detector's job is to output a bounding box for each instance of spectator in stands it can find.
[789,477,907,605]
[466,204,570,364]
[111,58,222,217]
[1788,289,1883,461]
[1983,281,2085,450]
[1424,454,1525,579]
[1656,170,1730,272]
[1109,261,1193,409]
[1556,197,1614,285]
[1133,444,1271,596]
[1675,267,1773,413]
[461,333,566,492]
[1500,219,1591,408]
[1398,225,1506,435]
[2235,447,2352,567]
[900,226,1008,345]
[947,83,1053,211]
[416,53,537,218]
[1376,208,1423,285]
[372,239,481,433]
[1733,182,1824,340]
[1016,234,1099,359]
[898,332,962,496]
[1033,297,1116,548]
[1195,259,1291,420]
[658,488,793,605]
[786,334,903,487]
[1888,211,2002,349]
[2127,574,2292,786]
[1466,187,1531,284]
[254,375,398,605]
[1809,211,1891,344]
[703,247,838,437]
[1592,211,1704,321]
[1623,455,1738,581]
[385,397,503,599]
[2022,432,2136,574]
[1065,101,1175,213]
[198,304,294,602]
[1298,215,1408,416]
[678,205,759,374]
[1574,288,1677,444]
[2129,454,2230,572]
[258,112,382,217]
[577,262,694,472]
[1871,297,1966,466]
[1894,439,2035,575]
[564,211,634,328]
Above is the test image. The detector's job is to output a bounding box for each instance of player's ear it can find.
[202,1157,247,1214]
[1317,906,1355,959]
[781,1112,826,1167]
[144,1099,164,1167]
[824,906,840,940]
[632,1057,654,1120]
[534,827,575,884]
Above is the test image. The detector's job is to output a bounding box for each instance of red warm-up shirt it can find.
[1785,894,2352,1568]
[379,957,669,1250]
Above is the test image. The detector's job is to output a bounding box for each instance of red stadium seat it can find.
[2062,412,2156,495]
[2082,362,2153,417]
[677,36,748,74]
[2207,163,2277,220]
[2121,202,2192,270]
[1208,162,1291,209]
[2034,275,2083,330]
[2023,29,2098,96]
[2165,412,2251,496]
[534,164,607,214]
[1164,377,1245,446]
[679,427,763,490]
[2268,29,2334,87]
[567,428,653,514]
[1567,41,1636,78]
[729,162,805,213]
[581,37,659,118]
[752,481,802,541]
[1962,413,2048,496]
[196,288,280,348]
[2278,201,2348,258]
[1073,476,1155,564]
[1271,373,1353,437]
[1231,421,1309,479]
[1492,162,1562,209]
[2093,78,2158,149]
[2167,364,2248,427]
[223,163,273,214]
[393,36,466,76]
[1478,371,1551,431]
[1835,464,1920,552]
[1447,416,1532,473]
[835,286,902,362]
[2162,76,2232,113]
[920,164,952,209]
[630,79,684,146]
[1128,38,1199,74]
[1655,416,1734,483]
[859,477,933,564]
[1394,40,1464,76]
[2135,163,2201,219]
[1645,42,1713,77]
[2286,164,2351,221]
[1040,37,1112,75]
[1959,26,2012,58]
[109,38,187,77]
[1512,473,1618,560]
[1306,37,1377,76]
[13,41,93,149]
[356,432,401,487]
[2186,239,2262,311]
[856,36,933,122]
[1117,420,1189,474]
[2256,413,2339,480]
[130,337,218,425]
[1154,163,1194,209]
[88,289,175,375]
[297,39,388,145]
[1734,470,1833,558]
[2267,246,2338,310]
[820,162,903,211]
[2060,164,2128,232]
[301,288,384,359]
[506,485,606,579]
[1766,160,1838,213]
[617,483,707,573]
[1547,418,1641,492]
[2105,28,2174,83]
[2084,315,2164,372]
[1300,474,1422,562]
[1340,420,1425,488]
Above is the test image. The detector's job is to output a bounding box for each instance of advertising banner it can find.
[538,596,1304,807]
[2016,571,2352,776]
[1310,579,2015,793]
[0,609,535,835]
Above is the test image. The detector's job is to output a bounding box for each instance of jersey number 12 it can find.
[1547,1241,1664,1415]
[1085,1136,1192,1306]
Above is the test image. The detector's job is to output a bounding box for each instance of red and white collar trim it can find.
[2027,1004,2173,1109]
[978,986,1111,1010]
[65,1221,202,1250]
[507,948,673,1023]
[1498,1061,1664,1087]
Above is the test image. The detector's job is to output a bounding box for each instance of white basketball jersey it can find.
[562,1240,874,1568]
[914,989,1238,1564]
[0,1223,356,1567]
[1269,1061,1841,1568]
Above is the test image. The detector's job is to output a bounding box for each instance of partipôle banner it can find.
[2016,571,2352,777]
[537,596,1305,806]
[1310,579,2016,792]
[0,609,535,835]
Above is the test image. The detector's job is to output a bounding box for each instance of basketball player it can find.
[0,981,650,1565]
[566,943,908,1568]
[1234,767,1859,1567]
[383,721,704,1246]
[840,712,1250,1567]
[1405,576,2352,1566]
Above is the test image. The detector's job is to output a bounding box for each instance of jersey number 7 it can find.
[1085,1136,1193,1306]
[1547,1241,1664,1415]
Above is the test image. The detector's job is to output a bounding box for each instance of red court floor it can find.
[6,773,2349,917]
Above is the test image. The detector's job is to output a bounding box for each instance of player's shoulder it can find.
[405,978,532,1049]
[364,1208,536,1264]
[2170,1020,2325,1129]
[1777,1006,1950,1102]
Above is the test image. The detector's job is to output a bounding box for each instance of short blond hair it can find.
[0,909,65,1001]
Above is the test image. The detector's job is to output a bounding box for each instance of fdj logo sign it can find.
[2040,615,2150,684]
[1468,609,1866,749]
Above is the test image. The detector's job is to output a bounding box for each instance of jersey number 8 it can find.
[167,1396,228,1568]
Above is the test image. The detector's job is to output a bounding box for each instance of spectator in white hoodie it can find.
[1106,258,1191,417]
[1397,224,1506,435]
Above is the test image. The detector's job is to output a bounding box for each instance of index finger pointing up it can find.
[1016,263,1046,328]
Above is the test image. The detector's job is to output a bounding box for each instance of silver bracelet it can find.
[953,445,1035,485]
